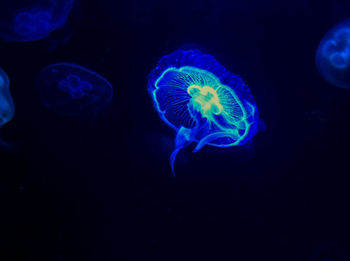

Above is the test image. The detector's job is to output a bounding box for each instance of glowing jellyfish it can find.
[36,63,113,117]
[316,19,350,89]
[0,68,15,148]
[0,0,74,42]
[148,49,263,175]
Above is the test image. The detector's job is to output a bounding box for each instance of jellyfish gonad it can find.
[148,49,263,175]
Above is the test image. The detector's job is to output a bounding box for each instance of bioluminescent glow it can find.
[36,63,113,116]
[148,49,263,175]
[0,0,74,42]
[316,19,350,89]
[0,68,15,127]
[0,68,15,148]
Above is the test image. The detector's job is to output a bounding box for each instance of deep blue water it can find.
[1,0,350,260]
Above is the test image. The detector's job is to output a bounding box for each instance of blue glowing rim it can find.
[148,49,262,147]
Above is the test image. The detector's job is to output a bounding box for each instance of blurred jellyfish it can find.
[312,241,350,261]
[316,19,350,89]
[36,63,113,117]
[0,0,74,42]
[148,49,264,175]
[0,68,15,148]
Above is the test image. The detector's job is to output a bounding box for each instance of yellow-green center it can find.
[187,85,223,118]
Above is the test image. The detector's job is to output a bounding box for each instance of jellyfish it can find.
[316,19,350,89]
[0,68,15,148]
[312,241,350,261]
[0,0,74,42]
[148,49,263,175]
[35,63,113,117]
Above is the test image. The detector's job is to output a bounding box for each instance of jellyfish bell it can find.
[0,68,15,150]
[0,68,15,127]
[148,49,264,175]
[35,63,113,117]
[0,0,74,42]
[316,19,350,89]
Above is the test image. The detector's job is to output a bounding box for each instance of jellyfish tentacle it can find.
[170,147,181,176]
[170,126,192,176]
[192,131,240,153]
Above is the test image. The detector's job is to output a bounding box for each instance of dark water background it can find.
[1,0,350,260]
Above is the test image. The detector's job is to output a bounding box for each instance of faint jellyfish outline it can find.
[35,63,113,117]
[0,0,74,42]
[316,19,350,89]
[148,49,264,175]
[0,68,15,149]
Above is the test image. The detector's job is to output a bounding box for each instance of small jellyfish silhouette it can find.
[312,241,350,261]
[0,68,15,148]
[316,19,350,89]
[148,49,263,175]
[0,0,74,42]
[36,63,113,117]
